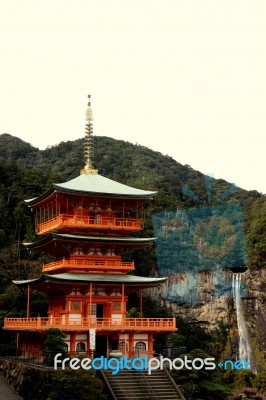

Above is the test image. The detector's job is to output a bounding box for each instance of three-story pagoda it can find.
[4,96,176,359]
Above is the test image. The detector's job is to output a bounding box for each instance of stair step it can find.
[115,396,180,399]
[102,368,185,400]
[109,387,147,392]
[112,388,177,394]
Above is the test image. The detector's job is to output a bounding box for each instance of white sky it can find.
[1,0,266,193]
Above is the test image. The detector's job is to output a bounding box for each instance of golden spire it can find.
[80,94,98,175]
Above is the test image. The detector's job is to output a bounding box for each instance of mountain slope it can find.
[0,133,260,202]
[0,133,264,267]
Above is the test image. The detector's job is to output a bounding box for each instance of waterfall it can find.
[232,274,253,368]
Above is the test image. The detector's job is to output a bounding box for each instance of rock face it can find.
[244,267,266,359]
[149,269,232,329]
[148,267,266,359]
[0,359,53,400]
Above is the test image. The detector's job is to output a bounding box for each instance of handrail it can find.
[42,257,134,272]
[100,369,118,400]
[36,214,142,234]
[137,369,160,400]
[4,317,176,331]
[163,366,187,400]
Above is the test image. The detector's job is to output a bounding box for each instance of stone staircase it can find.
[101,368,186,400]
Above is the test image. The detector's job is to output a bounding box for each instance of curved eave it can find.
[25,174,157,206]
[53,186,156,199]
[23,233,155,250]
[24,186,56,206]
[13,277,43,285]
[56,233,155,243]
[13,273,167,288]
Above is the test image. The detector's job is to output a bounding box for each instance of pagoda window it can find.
[135,342,146,351]
[112,302,121,311]
[119,342,126,352]
[71,301,82,311]
[96,214,101,224]
[88,304,97,317]
[107,249,115,256]
[74,248,83,255]
[76,342,86,352]
[96,247,102,255]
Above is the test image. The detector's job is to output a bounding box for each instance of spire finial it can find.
[80,94,98,175]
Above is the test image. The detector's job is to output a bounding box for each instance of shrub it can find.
[43,328,68,366]
[253,372,266,395]
[47,368,106,400]
[233,369,255,389]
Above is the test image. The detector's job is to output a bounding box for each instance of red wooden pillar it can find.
[148,333,154,357]
[128,332,134,358]
[121,283,125,317]
[70,333,75,355]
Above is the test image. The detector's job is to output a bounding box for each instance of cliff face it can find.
[162,270,229,329]
[149,267,266,365]
[245,267,266,362]
[154,270,231,330]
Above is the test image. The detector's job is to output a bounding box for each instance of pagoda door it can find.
[88,304,97,324]
[96,304,104,318]
[88,304,104,325]
[54,303,61,317]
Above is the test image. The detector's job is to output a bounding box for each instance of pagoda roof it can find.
[24,233,155,250]
[25,173,157,205]
[13,273,166,288]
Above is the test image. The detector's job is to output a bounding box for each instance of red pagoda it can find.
[4,96,176,359]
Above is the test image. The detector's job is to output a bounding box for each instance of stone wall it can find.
[0,359,54,400]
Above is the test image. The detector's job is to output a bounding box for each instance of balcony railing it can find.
[4,317,176,332]
[36,214,142,234]
[42,257,135,273]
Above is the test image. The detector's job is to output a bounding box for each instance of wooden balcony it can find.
[36,214,142,235]
[4,317,176,332]
[42,256,135,273]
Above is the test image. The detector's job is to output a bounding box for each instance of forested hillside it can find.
[0,132,265,274]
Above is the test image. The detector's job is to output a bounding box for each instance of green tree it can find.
[48,368,106,400]
[233,369,255,389]
[43,328,68,366]
[246,198,266,265]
